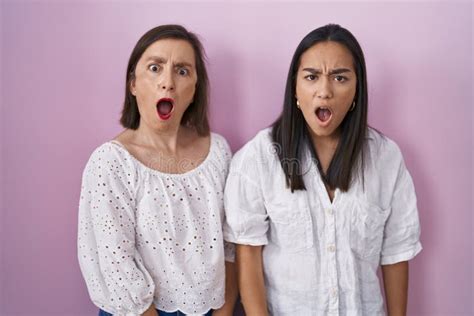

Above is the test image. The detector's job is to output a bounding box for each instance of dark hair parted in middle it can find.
[120,24,210,136]
[272,24,368,192]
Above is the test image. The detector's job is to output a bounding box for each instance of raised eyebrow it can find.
[144,57,194,68]
[174,62,194,69]
[145,56,166,64]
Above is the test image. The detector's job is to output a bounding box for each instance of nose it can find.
[159,69,175,91]
[316,76,333,99]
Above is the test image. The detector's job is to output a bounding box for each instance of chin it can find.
[308,125,338,139]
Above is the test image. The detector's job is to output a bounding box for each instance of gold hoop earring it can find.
[350,100,356,111]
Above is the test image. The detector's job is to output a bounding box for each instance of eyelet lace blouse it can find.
[78,133,234,316]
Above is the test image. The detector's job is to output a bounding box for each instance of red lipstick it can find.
[156,98,174,120]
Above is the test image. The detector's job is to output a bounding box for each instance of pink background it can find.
[1,1,472,315]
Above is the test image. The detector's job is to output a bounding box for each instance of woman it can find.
[78,25,237,316]
[223,24,422,315]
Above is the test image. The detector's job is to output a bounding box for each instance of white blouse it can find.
[223,128,422,316]
[78,133,234,316]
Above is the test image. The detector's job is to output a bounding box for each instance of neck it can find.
[309,128,341,176]
[134,122,184,154]
[311,129,341,156]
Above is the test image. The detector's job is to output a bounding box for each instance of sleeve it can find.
[77,145,155,315]
[223,148,269,246]
[217,135,236,263]
[380,147,422,265]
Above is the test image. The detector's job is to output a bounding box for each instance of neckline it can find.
[108,133,216,178]
[303,147,340,207]
[314,171,340,207]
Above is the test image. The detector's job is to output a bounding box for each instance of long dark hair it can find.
[272,24,368,192]
[120,24,210,136]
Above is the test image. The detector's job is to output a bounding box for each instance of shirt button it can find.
[328,244,336,252]
[327,208,334,215]
[331,288,338,298]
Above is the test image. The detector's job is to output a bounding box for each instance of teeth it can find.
[316,107,330,112]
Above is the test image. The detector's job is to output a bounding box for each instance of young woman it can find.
[223,24,422,315]
[78,25,237,316]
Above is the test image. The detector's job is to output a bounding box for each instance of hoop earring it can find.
[350,100,356,111]
[296,100,300,109]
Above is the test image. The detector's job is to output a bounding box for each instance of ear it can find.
[130,78,136,96]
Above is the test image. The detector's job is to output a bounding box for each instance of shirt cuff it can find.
[380,241,422,265]
[224,234,268,247]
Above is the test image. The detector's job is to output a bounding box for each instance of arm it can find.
[379,143,422,316]
[382,261,409,316]
[236,245,268,316]
[213,261,239,316]
[222,147,270,315]
[78,146,155,315]
[141,305,158,316]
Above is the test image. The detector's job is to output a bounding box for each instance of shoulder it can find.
[210,132,232,157]
[362,128,414,207]
[364,128,410,198]
[83,141,136,177]
[230,128,274,172]
[366,127,404,167]
[87,142,129,164]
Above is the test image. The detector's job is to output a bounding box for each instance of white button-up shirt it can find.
[223,128,422,315]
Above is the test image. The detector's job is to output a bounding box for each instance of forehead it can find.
[299,41,354,69]
[140,38,196,64]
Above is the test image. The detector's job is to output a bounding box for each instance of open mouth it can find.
[156,98,174,120]
[315,106,333,124]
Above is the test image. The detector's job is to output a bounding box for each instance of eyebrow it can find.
[145,56,194,68]
[302,67,352,75]
[175,62,193,68]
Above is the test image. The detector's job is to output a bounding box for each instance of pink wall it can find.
[1,1,472,315]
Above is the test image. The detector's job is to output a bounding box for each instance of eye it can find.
[148,64,160,72]
[178,68,189,76]
[304,74,316,81]
[334,75,347,82]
